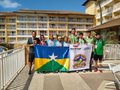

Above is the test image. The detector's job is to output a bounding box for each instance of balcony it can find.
[0,33,5,36]
[102,7,113,17]
[96,0,113,9]
[113,2,120,13]
[96,7,113,19]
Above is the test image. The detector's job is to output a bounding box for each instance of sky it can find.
[0,0,86,13]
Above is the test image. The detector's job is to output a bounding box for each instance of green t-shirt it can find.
[78,38,86,45]
[85,36,94,45]
[69,34,78,44]
[94,39,105,55]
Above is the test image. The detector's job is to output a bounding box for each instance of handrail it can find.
[0,47,25,90]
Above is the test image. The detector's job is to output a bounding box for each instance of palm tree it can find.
[97,0,103,25]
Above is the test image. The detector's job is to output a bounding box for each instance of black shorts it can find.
[29,53,35,63]
[94,55,103,61]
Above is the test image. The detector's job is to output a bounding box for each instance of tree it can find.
[97,0,103,25]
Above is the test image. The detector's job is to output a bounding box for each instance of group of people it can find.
[27,28,105,74]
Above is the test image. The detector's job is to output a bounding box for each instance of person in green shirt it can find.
[94,33,105,72]
[85,31,94,45]
[85,31,94,72]
[78,32,86,45]
[69,28,78,44]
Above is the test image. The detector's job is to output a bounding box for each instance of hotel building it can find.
[0,9,94,44]
[83,0,120,25]
[83,0,120,43]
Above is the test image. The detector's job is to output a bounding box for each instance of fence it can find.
[0,47,25,90]
[104,44,120,60]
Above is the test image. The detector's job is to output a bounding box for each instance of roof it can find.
[13,9,94,16]
[89,18,120,31]
[0,12,17,16]
[82,0,97,6]
[0,9,94,17]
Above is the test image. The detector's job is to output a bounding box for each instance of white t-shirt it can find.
[63,42,69,47]
[47,40,54,46]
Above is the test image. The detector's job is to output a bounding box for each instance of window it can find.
[58,17,66,22]
[38,16,47,21]
[28,24,37,28]
[38,24,47,28]
[17,23,26,28]
[0,38,5,42]
[40,31,47,35]
[58,24,66,29]
[49,31,57,36]
[68,17,76,22]
[77,25,85,29]
[0,18,5,23]
[58,31,66,35]
[7,18,16,23]
[49,24,57,28]
[28,16,37,21]
[68,24,75,29]
[7,25,16,30]
[86,18,93,22]
[0,31,5,35]
[18,16,27,21]
[49,17,57,21]
[0,25,5,29]
[8,31,16,36]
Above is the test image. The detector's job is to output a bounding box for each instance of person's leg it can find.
[98,55,103,67]
[28,53,34,74]
[94,55,98,72]
[89,52,94,72]
[29,62,32,74]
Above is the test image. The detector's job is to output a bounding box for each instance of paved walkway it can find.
[7,66,117,90]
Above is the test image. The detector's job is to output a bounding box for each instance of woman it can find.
[39,35,47,46]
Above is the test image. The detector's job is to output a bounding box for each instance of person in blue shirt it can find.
[46,34,55,46]
[55,36,63,47]
[63,36,69,47]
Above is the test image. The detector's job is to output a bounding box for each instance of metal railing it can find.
[0,47,25,90]
[104,44,120,60]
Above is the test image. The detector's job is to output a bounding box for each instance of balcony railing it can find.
[0,47,25,90]
[113,2,120,12]
[96,0,113,9]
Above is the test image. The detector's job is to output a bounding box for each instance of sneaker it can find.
[28,70,31,75]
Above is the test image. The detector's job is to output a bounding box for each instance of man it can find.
[85,31,94,45]
[94,33,105,72]
[27,31,36,74]
[78,32,86,45]
[85,31,94,72]
[46,34,55,46]
[69,28,78,44]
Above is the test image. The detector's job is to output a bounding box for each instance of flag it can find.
[34,45,69,72]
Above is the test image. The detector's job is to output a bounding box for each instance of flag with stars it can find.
[34,45,69,72]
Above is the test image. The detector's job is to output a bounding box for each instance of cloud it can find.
[0,0,21,8]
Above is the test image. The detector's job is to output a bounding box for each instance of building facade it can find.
[83,0,120,25]
[0,10,94,44]
[83,0,120,44]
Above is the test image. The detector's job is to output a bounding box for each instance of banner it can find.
[34,45,69,72]
[69,45,92,71]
